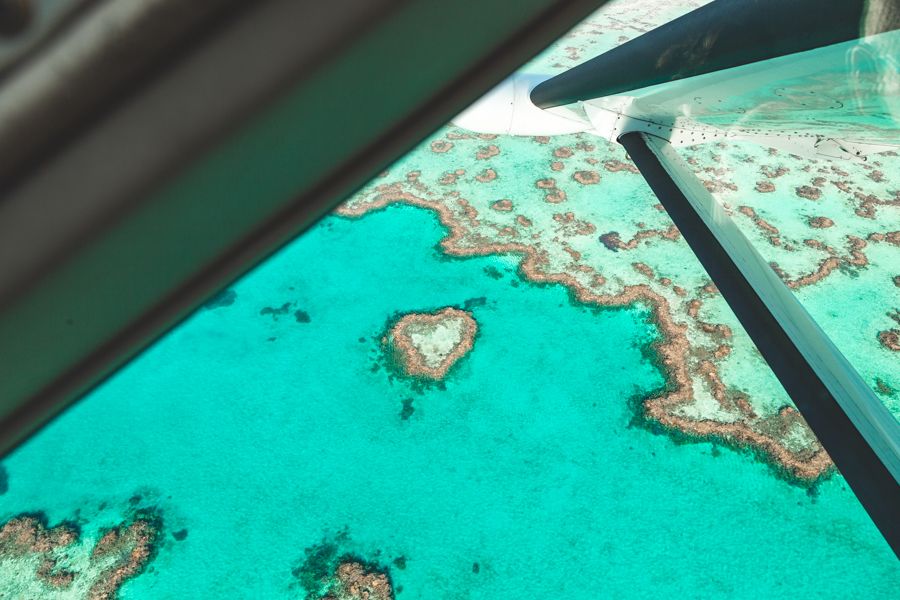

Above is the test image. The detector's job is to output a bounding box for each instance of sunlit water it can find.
[1,205,896,598]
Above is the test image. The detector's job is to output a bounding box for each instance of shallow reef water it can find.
[0,205,896,598]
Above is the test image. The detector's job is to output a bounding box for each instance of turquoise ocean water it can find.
[1,205,896,597]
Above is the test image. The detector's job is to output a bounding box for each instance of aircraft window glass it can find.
[672,141,900,421]
[0,1,896,596]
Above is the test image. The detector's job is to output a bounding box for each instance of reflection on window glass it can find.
[0,0,896,597]
[0,0,88,69]
[675,141,900,420]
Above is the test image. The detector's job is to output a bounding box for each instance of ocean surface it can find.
[0,204,896,597]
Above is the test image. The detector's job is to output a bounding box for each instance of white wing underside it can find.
[454,30,900,164]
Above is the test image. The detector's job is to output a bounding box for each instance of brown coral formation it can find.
[852,190,900,219]
[597,232,623,251]
[830,165,849,177]
[88,519,161,600]
[535,178,567,203]
[387,307,477,380]
[475,144,500,160]
[702,178,739,194]
[430,140,453,153]
[490,199,513,212]
[883,231,900,246]
[337,184,831,479]
[325,561,393,600]
[573,170,601,185]
[597,225,681,252]
[36,557,77,588]
[774,236,869,288]
[878,330,900,352]
[553,212,596,236]
[755,181,775,193]
[0,515,78,555]
[737,206,780,246]
[0,517,80,591]
[544,189,567,203]
[476,168,497,183]
[603,159,640,174]
[632,262,655,278]
[438,169,465,185]
[808,216,834,229]
[0,513,160,599]
[795,185,822,200]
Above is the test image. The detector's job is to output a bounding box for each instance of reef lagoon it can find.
[0,204,896,598]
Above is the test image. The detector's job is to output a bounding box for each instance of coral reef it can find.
[337,176,831,479]
[293,535,393,600]
[385,308,477,381]
[0,511,161,599]
[323,561,393,600]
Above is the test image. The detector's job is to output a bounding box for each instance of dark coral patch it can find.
[598,232,621,251]
[483,266,503,280]
[875,378,896,397]
[260,302,293,319]
[400,398,415,421]
[291,532,393,600]
[292,537,341,593]
[463,297,488,310]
